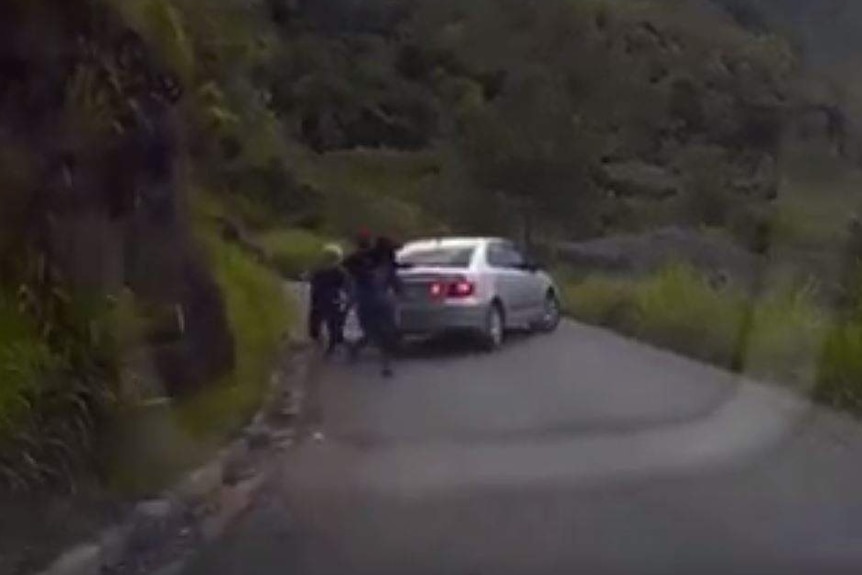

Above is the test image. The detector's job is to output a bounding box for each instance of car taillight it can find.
[429,282,446,298]
[428,278,475,299]
[448,279,475,298]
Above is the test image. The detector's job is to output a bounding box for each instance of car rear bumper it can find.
[397,302,488,335]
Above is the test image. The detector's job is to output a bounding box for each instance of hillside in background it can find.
[2,0,862,498]
[277,0,859,246]
[711,0,862,66]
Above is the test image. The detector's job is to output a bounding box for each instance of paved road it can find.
[183,321,862,575]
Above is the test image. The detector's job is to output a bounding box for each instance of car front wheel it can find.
[539,292,561,333]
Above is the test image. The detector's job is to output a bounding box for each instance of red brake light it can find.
[448,279,475,298]
[429,282,446,298]
[428,278,475,299]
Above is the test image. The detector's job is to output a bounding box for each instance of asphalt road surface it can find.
[183,321,862,575]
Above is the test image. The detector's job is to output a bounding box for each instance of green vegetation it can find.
[0,297,57,439]
[109,220,295,496]
[4,0,862,491]
[632,266,747,365]
[563,266,746,365]
[561,264,862,413]
[257,228,331,280]
[178,228,294,441]
[817,323,862,412]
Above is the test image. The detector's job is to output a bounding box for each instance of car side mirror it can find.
[518,261,540,273]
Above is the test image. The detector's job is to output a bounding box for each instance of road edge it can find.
[34,284,315,575]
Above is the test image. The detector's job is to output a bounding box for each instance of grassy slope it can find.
[175,228,295,440]
[242,146,454,284]
[772,147,862,251]
[287,145,449,240]
[0,297,56,443]
[560,263,862,412]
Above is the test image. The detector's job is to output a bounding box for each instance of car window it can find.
[398,246,475,268]
[488,243,525,269]
[486,243,508,268]
[505,246,526,268]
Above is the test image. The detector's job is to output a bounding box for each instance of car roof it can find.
[399,237,505,251]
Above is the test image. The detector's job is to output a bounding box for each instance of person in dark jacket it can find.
[344,235,402,377]
[308,243,350,355]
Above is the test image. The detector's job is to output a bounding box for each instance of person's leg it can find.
[325,310,346,355]
[377,305,397,377]
[365,318,391,377]
[349,304,372,361]
[308,306,322,343]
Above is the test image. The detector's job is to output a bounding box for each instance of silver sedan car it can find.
[395,237,561,349]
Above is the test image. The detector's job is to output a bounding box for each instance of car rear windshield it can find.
[399,246,475,268]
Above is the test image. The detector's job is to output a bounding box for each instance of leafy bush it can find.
[257,228,331,280]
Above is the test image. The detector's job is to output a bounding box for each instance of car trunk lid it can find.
[398,267,475,303]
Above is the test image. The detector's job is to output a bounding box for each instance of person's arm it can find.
[307,271,321,340]
[338,266,355,307]
[387,260,404,295]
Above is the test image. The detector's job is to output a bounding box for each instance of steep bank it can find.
[0,0,294,493]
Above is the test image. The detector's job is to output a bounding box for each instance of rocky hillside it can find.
[0,0,292,492]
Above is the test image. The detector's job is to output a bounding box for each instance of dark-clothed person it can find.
[344,235,402,376]
[308,244,350,355]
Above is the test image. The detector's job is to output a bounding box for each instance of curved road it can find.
[184,321,862,575]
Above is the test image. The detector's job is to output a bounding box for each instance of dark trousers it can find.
[352,300,399,366]
[308,305,346,351]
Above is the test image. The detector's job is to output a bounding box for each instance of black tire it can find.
[480,302,506,351]
[538,291,561,333]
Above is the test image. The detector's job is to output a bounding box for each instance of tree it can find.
[459,70,601,244]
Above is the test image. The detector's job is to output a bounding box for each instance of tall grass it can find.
[563,266,746,365]
[747,286,827,387]
[561,275,637,329]
[0,283,121,491]
[631,266,745,365]
[816,323,862,412]
[0,296,56,439]
[561,265,859,406]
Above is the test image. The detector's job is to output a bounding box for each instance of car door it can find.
[502,244,544,322]
[488,242,534,324]
[509,245,549,319]
[486,242,522,325]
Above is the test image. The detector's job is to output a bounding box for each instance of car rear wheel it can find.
[480,303,505,351]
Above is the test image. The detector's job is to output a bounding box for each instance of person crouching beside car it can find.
[308,243,350,356]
